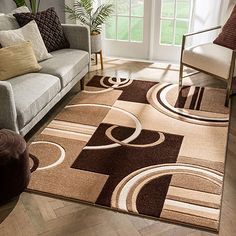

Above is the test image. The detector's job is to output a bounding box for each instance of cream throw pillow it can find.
[0,20,52,62]
[0,41,41,81]
[8,6,30,15]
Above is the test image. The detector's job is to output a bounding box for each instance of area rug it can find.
[28,75,229,231]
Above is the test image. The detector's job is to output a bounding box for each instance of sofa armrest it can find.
[62,24,91,54]
[0,81,19,133]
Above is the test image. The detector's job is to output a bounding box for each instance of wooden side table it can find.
[94,50,104,70]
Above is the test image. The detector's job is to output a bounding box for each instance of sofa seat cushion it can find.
[183,42,234,79]
[8,73,61,129]
[39,49,89,88]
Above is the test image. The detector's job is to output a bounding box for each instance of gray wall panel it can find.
[0,0,17,13]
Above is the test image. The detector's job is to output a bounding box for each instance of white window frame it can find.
[98,0,220,61]
[103,0,145,43]
[101,0,151,59]
[159,0,193,46]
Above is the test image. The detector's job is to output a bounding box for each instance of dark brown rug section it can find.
[117,80,157,104]
[86,75,126,88]
[71,123,183,212]
[86,75,157,104]
[136,175,172,217]
[174,86,190,108]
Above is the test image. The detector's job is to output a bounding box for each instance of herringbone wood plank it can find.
[1,58,236,236]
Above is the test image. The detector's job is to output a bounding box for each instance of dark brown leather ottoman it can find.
[0,129,30,205]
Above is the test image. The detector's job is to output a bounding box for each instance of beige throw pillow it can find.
[0,20,52,62]
[0,41,41,81]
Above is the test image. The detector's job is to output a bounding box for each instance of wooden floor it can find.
[1,58,236,236]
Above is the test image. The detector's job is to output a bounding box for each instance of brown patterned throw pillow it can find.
[14,8,70,52]
[214,5,236,49]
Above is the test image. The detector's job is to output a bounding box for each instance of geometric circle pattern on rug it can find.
[65,103,165,149]
[147,83,229,126]
[111,163,223,213]
[30,141,65,171]
[84,76,133,94]
[28,76,228,232]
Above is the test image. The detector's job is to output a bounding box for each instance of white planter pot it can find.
[91,33,102,53]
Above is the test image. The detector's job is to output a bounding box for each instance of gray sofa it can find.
[0,24,91,136]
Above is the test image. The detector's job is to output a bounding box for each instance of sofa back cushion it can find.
[0,41,41,81]
[14,7,70,52]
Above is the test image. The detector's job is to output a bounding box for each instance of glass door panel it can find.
[102,0,150,59]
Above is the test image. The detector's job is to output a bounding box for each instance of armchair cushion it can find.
[214,5,236,49]
[183,43,234,79]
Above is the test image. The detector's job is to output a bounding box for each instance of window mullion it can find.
[115,0,118,40]
[173,0,177,46]
[129,0,131,42]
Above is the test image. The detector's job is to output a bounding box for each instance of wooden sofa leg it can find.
[225,92,230,107]
[80,77,85,90]
[179,63,184,87]
[225,80,232,107]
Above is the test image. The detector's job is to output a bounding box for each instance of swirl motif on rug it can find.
[83,76,133,94]
[29,141,65,170]
[28,75,228,231]
[111,163,223,213]
[147,83,229,126]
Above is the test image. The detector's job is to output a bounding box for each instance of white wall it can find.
[189,0,222,46]
[220,0,236,24]
[39,0,65,23]
[0,0,17,13]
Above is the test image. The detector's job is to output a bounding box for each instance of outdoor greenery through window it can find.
[104,0,144,42]
[160,0,191,45]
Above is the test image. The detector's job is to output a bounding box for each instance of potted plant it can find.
[13,0,41,14]
[65,0,114,53]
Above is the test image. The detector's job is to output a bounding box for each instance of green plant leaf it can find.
[29,0,37,14]
[65,0,114,33]
[13,0,26,7]
[79,0,93,16]
[92,4,114,33]
[13,0,40,13]
[65,4,91,27]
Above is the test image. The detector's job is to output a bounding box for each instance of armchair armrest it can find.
[180,25,222,64]
[184,25,222,38]
[0,81,19,133]
[62,24,91,54]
